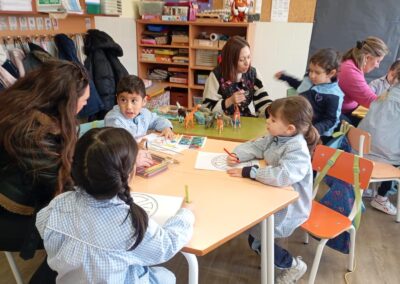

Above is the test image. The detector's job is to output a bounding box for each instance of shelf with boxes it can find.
[136,20,254,108]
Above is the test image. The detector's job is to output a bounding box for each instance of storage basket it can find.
[195,50,218,67]
[155,35,168,45]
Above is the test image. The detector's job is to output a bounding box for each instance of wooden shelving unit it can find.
[136,19,255,108]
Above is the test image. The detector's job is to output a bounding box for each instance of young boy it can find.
[369,59,400,96]
[105,75,174,140]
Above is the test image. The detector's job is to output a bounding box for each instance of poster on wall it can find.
[271,0,290,22]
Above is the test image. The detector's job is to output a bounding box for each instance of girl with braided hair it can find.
[36,127,194,283]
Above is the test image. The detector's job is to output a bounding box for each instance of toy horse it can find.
[233,104,241,129]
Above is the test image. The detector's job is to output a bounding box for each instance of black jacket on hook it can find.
[54,33,104,118]
[84,29,128,115]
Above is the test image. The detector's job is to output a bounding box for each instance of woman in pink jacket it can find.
[338,36,389,125]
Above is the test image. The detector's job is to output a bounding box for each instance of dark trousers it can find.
[248,235,293,268]
[0,207,56,284]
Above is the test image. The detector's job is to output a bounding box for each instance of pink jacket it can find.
[338,59,378,113]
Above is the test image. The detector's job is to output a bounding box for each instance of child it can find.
[369,59,400,96]
[275,48,343,143]
[358,67,400,216]
[36,127,194,283]
[227,96,319,283]
[105,75,174,140]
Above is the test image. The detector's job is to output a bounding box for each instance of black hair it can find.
[72,127,148,249]
[116,75,146,98]
[309,48,341,76]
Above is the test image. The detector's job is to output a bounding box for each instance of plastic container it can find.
[138,1,165,16]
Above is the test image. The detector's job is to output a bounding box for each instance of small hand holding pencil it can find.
[224,148,240,166]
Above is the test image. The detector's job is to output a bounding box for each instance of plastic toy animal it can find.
[216,114,224,133]
[178,108,187,123]
[231,0,249,22]
[184,104,200,129]
[233,104,241,129]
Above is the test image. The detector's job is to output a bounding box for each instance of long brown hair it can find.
[72,127,148,250]
[0,60,89,194]
[221,35,251,82]
[342,36,389,69]
[269,96,320,154]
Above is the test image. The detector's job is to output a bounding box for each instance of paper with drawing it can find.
[195,151,260,172]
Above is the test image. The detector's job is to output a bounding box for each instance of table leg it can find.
[261,214,274,284]
[181,252,199,284]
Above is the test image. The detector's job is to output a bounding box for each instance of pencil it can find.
[223,148,240,162]
[185,185,190,203]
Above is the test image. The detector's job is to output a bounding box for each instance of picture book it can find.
[132,192,183,225]
[194,151,260,172]
[140,133,207,155]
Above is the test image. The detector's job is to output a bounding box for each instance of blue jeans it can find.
[248,234,293,268]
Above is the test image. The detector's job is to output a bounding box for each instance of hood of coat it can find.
[84,29,124,57]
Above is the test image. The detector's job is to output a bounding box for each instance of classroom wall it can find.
[252,22,312,100]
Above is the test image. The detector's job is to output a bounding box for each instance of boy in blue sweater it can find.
[275,48,344,143]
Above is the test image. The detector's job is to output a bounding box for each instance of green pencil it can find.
[185,185,190,203]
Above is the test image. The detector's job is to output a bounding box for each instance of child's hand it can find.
[160,128,174,140]
[274,71,284,80]
[227,168,243,177]
[227,154,240,166]
[137,138,148,150]
[136,150,154,168]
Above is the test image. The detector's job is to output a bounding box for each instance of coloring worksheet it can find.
[195,152,260,172]
[133,192,183,225]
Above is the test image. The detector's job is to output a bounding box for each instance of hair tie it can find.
[356,41,363,49]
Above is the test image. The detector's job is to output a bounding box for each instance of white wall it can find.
[94,16,137,75]
[252,22,313,100]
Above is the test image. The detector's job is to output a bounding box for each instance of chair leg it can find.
[396,179,400,223]
[348,226,356,271]
[4,252,24,284]
[308,239,328,284]
[303,231,309,244]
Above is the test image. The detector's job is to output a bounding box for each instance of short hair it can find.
[309,48,341,76]
[116,75,146,98]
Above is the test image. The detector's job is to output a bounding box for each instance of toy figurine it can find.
[178,108,186,123]
[184,105,200,129]
[230,0,249,22]
[233,104,241,129]
[216,114,224,134]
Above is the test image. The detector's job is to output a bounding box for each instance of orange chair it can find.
[346,123,400,222]
[302,145,374,284]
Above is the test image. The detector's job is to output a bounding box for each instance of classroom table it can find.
[171,116,267,142]
[132,139,299,284]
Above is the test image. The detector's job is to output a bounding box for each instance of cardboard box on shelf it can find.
[170,90,188,107]
[194,39,218,48]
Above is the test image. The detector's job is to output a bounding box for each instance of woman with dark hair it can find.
[202,36,272,117]
[338,36,389,125]
[0,60,90,282]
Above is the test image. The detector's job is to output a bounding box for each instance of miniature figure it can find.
[231,0,249,22]
[233,104,241,129]
[216,114,224,134]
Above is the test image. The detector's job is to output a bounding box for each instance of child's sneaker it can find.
[371,196,397,215]
[275,256,307,284]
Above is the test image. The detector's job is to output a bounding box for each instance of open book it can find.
[36,0,83,14]
[133,192,183,225]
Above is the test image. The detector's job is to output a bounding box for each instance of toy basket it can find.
[195,50,218,67]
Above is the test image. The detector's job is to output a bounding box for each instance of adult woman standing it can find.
[0,60,90,282]
[338,36,389,125]
[202,36,272,117]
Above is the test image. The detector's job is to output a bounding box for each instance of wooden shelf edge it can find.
[140,60,189,66]
[190,84,205,90]
[139,43,189,49]
[191,65,215,71]
[191,45,222,51]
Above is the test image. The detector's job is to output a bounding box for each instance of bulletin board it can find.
[213,0,316,23]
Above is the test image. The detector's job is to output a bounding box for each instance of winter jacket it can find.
[54,34,104,118]
[84,29,129,113]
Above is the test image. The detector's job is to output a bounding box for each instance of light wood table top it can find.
[133,139,299,256]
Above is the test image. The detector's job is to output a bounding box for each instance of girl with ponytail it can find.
[227,96,319,283]
[36,127,194,283]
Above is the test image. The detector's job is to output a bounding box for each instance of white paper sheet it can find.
[271,0,290,22]
[133,192,183,225]
[195,151,260,172]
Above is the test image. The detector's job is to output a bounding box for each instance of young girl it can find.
[36,127,194,283]
[275,48,343,143]
[358,67,400,216]
[227,96,319,284]
[202,36,272,117]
